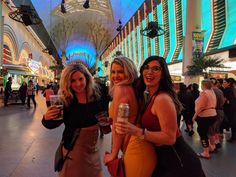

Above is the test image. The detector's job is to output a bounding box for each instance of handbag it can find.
[106,135,131,177]
[54,141,64,172]
[54,128,81,172]
[106,157,125,177]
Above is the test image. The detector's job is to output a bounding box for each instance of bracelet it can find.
[139,128,145,140]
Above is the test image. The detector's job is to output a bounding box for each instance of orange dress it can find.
[109,102,157,177]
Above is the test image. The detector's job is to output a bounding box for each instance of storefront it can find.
[2,64,35,91]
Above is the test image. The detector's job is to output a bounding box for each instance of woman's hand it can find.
[192,114,197,123]
[104,152,117,165]
[115,121,141,136]
[44,106,61,120]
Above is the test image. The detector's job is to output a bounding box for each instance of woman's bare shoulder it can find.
[154,92,173,104]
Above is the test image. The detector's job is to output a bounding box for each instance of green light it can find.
[132,30,137,65]
[157,3,164,56]
[182,0,187,36]
[220,0,236,48]
[202,0,212,52]
[166,0,177,63]
[149,13,155,55]
[142,19,148,59]
[137,25,141,67]
[128,34,132,58]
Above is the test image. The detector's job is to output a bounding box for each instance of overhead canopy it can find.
[25,0,145,66]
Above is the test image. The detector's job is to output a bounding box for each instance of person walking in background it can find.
[19,82,27,105]
[43,84,55,107]
[222,78,236,142]
[4,77,12,107]
[104,57,157,177]
[178,83,195,136]
[27,80,37,108]
[192,79,217,159]
[42,63,105,177]
[116,56,205,177]
[35,83,40,95]
[209,78,225,149]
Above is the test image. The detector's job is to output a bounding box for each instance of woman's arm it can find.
[104,86,129,163]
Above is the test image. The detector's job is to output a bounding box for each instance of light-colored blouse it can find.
[195,89,217,117]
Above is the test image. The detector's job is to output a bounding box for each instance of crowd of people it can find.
[3,79,59,108]
[39,55,236,177]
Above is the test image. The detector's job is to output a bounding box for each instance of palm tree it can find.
[185,56,225,78]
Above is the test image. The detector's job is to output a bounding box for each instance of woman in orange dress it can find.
[104,57,157,177]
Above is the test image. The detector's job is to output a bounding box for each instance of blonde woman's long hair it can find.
[58,63,100,107]
[109,56,138,96]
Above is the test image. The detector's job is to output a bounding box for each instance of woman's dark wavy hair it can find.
[135,56,182,114]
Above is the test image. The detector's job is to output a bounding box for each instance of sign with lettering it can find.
[192,31,204,58]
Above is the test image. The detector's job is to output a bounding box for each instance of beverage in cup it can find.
[95,111,111,134]
[50,95,63,120]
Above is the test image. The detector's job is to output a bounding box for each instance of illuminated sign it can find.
[192,31,204,58]
[28,60,40,73]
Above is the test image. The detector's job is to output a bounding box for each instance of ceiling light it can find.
[116,19,122,32]
[83,0,90,9]
[141,21,164,38]
[61,0,66,13]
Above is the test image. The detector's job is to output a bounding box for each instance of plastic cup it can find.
[49,95,63,120]
[95,111,111,134]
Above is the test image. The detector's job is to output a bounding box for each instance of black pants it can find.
[152,136,205,177]
[27,95,36,108]
[196,116,216,148]
[4,93,10,106]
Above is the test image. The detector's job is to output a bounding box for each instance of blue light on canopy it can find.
[66,44,96,68]
[97,60,103,77]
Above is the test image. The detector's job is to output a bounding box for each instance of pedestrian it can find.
[27,80,37,108]
[19,81,27,105]
[4,77,12,107]
[42,63,106,177]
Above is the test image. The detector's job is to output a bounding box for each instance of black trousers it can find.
[4,94,10,106]
[27,95,36,107]
[196,116,216,148]
[152,136,206,177]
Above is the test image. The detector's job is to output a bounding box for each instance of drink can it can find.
[116,103,129,134]
[118,103,129,120]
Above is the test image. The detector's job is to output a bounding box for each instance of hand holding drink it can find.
[95,111,111,134]
[49,95,64,120]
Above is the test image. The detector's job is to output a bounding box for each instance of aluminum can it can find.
[118,103,129,120]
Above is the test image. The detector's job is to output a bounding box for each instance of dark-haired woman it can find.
[116,56,205,177]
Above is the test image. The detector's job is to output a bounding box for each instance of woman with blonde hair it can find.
[42,63,105,177]
[104,56,157,177]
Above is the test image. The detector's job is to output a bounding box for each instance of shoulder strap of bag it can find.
[63,128,81,161]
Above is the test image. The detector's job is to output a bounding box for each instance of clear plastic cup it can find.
[95,111,111,134]
[49,95,63,120]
